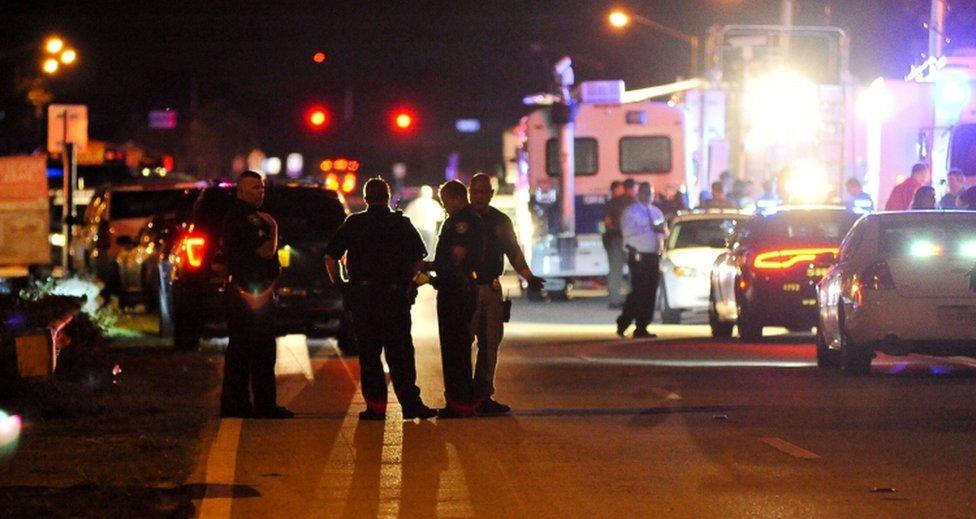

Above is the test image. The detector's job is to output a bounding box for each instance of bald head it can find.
[469,173,494,212]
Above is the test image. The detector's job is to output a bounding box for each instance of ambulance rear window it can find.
[545,137,598,177]
[620,136,671,174]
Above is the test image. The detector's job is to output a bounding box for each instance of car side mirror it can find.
[116,235,135,248]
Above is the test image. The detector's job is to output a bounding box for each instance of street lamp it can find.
[40,35,77,75]
[607,8,699,77]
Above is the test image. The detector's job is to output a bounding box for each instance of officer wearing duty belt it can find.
[468,174,544,415]
[431,180,485,418]
[220,170,293,419]
[325,177,437,421]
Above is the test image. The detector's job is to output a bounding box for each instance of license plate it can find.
[806,267,829,278]
[938,306,976,324]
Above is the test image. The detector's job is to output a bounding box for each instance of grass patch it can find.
[0,349,221,517]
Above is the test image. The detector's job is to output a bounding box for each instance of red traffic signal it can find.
[390,108,416,133]
[305,106,331,131]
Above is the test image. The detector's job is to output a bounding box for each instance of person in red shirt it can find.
[885,163,930,211]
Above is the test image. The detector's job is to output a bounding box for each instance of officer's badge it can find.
[456,221,469,234]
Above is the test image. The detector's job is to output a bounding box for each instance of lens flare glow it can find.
[910,241,942,257]
[0,410,22,457]
[743,69,821,149]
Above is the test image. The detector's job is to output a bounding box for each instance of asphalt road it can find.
[187,284,976,518]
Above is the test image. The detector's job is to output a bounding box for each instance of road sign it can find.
[47,104,88,153]
[149,110,177,129]
[0,156,49,266]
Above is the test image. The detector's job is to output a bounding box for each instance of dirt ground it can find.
[0,348,220,518]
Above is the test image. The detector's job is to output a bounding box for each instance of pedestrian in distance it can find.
[468,174,545,415]
[219,170,293,419]
[654,183,687,222]
[910,185,937,210]
[324,177,437,421]
[602,179,634,308]
[885,162,930,211]
[699,181,736,209]
[616,182,668,339]
[844,178,874,212]
[429,180,486,418]
[939,169,966,209]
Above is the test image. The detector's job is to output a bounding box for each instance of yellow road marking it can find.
[197,418,244,518]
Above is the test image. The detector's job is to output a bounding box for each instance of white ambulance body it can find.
[516,100,686,295]
[856,54,976,206]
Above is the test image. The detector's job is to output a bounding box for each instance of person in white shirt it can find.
[616,182,668,339]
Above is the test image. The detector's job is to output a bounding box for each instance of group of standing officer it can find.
[324,175,543,420]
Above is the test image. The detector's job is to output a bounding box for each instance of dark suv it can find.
[159,182,355,352]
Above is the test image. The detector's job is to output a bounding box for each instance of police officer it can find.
[432,180,485,418]
[468,174,544,415]
[220,170,293,419]
[616,182,668,339]
[324,177,437,421]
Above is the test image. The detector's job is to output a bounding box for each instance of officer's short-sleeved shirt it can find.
[476,206,520,281]
[325,206,427,284]
[434,205,485,286]
[222,197,281,290]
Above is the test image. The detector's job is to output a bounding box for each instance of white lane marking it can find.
[760,437,821,460]
[197,418,244,518]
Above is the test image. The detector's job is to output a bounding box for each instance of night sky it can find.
[3,0,974,185]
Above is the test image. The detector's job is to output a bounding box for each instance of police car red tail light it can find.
[178,232,207,269]
[753,247,838,270]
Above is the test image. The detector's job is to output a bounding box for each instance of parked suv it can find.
[159,182,354,352]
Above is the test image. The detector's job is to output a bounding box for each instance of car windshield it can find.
[669,218,744,249]
[110,188,200,219]
[748,210,859,244]
[263,189,346,242]
[879,217,976,257]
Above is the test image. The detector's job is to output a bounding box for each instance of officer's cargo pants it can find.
[471,281,504,400]
[346,284,423,413]
[222,284,278,413]
[437,283,477,408]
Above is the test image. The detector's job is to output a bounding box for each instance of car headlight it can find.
[673,266,700,278]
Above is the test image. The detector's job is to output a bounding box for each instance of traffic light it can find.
[390,108,416,134]
[305,106,331,131]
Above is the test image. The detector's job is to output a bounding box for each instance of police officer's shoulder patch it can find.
[455,221,469,234]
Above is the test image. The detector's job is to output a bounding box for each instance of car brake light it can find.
[753,247,838,270]
[861,260,895,290]
[179,232,207,268]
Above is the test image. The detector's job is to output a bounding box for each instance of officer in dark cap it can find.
[431,180,485,418]
[325,177,437,421]
[220,170,293,419]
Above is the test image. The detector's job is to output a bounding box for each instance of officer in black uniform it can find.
[432,180,485,418]
[325,177,437,421]
[220,170,293,419]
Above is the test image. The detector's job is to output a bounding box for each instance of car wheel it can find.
[172,292,201,350]
[658,285,682,324]
[838,306,871,375]
[549,280,572,301]
[709,288,733,338]
[815,326,838,369]
[737,297,763,342]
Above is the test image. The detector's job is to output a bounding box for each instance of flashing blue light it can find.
[47,167,63,179]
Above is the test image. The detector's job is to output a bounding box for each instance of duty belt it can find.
[476,276,501,289]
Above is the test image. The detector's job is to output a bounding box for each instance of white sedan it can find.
[658,210,752,323]
[817,211,976,374]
